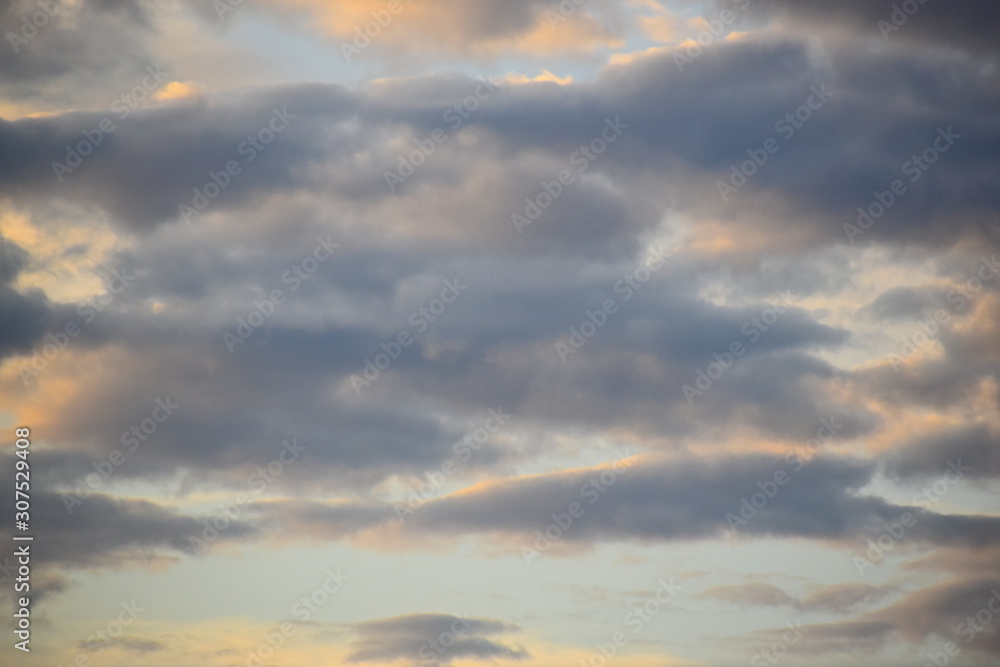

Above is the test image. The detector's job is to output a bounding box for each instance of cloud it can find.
[698,582,798,608]
[883,424,1000,481]
[255,454,1000,554]
[114,636,167,654]
[863,285,952,321]
[0,474,256,570]
[346,613,528,664]
[699,581,895,614]
[0,236,52,358]
[244,0,625,58]
[0,33,995,259]
[744,0,1000,55]
[799,583,897,614]
[0,0,162,109]
[2,4,999,665]
[80,635,166,655]
[767,575,1000,658]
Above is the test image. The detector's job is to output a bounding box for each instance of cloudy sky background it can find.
[1,0,1000,665]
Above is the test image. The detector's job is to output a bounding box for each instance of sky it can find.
[1,0,1000,666]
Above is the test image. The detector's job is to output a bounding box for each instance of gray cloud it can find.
[2,4,998,663]
[0,237,51,358]
[112,636,167,654]
[0,32,996,258]
[863,285,952,321]
[0,0,162,108]
[0,466,256,570]
[255,454,1000,555]
[767,575,1000,658]
[347,613,528,665]
[742,0,1000,55]
[699,581,895,614]
[883,424,1000,481]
